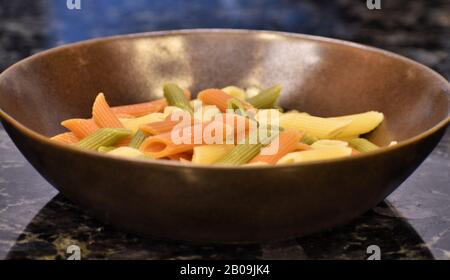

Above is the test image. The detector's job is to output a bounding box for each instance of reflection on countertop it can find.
[0,0,449,259]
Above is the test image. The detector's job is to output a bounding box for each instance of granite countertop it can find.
[0,0,449,260]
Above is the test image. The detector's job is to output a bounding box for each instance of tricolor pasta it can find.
[51,83,389,165]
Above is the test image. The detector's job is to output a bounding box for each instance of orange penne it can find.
[140,119,183,135]
[167,151,193,161]
[250,130,304,164]
[295,142,312,151]
[51,132,79,144]
[61,118,99,139]
[198,89,253,112]
[139,112,195,135]
[111,89,191,117]
[92,93,124,128]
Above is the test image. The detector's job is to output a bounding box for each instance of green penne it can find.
[246,85,282,109]
[348,138,379,153]
[98,146,116,153]
[75,128,131,151]
[301,134,318,145]
[227,98,247,116]
[163,83,193,114]
[214,142,264,166]
[128,129,147,149]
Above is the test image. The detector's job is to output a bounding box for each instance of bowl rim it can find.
[0,28,449,170]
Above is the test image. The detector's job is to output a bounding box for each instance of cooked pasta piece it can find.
[311,139,349,149]
[115,136,132,147]
[222,86,246,100]
[280,112,352,139]
[301,134,318,145]
[348,138,379,153]
[119,112,165,133]
[75,128,131,151]
[92,93,124,128]
[167,151,194,161]
[107,146,144,158]
[214,141,264,166]
[61,118,99,139]
[246,85,282,109]
[198,89,253,112]
[250,130,303,164]
[51,132,79,144]
[163,83,193,114]
[140,123,208,158]
[111,99,166,117]
[98,146,116,153]
[277,147,353,164]
[192,144,235,164]
[329,111,384,138]
[128,130,147,149]
[111,90,191,118]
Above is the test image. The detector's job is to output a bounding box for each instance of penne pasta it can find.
[163,83,194,114]
[119,112,165,133]
[329,111,384,138]
[280,112,352,139]
[192,144,235,165]
[75,128,131,151]
[250,130,303,164]
[246,85,282,109]
[61,118,99,139]
[311,139,349,150]
[348,138,379,153]
[107,147,144,158]
[53,85,388,166]
[92,93,124,128]
[128,130,147,149]
[51,132,79,144]
[277,146,353,164]
[198,88,253,112]
[222,86,246,100]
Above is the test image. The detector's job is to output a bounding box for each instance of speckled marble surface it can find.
[0,0,449,260]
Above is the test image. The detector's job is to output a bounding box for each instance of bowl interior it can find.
[0,30,449,145]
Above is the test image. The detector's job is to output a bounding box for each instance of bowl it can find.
[0,29,449,243]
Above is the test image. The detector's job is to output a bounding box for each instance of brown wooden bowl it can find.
[0,30,449,243]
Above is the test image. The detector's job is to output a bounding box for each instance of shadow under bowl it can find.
[0,29,449,243]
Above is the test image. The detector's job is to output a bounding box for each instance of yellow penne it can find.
[192,144,235,165]
[277,147,352,164]
[107,147,144,158]
[279,112,352,139]
[329,111,384,138]
[311,139,349,149]
[119,113,165,133]
[222,86,246,100]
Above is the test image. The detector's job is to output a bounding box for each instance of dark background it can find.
[0,0,449,260]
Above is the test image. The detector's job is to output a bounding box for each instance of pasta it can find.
[279,112,352,139]
[52,83,389,165]
[198,88,253,112]
[222,86,246,100]
[250,130,303,164]
[277,147,353,164]
[61,118,99,139]
[128,130,147,149]
[75,128,131,150]
[51,132,79,144]
[119,112,165,133]
[246,85,282,109]
[329,111,384,138]
[192,144,235,165]
[92,93,124,128]
[348,138,379,153]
